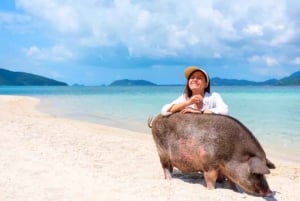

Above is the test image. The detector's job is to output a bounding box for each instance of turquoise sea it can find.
[1,85,299,162]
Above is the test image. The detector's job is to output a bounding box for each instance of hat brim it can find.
[184,66,210,83]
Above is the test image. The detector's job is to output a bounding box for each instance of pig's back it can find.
[152,113,263,157]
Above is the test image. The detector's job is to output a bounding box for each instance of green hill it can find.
[109,79,157,86]
[277,71,300,85]
[210,70,300,86]
[0,68,68,86]
[109,71,300,86]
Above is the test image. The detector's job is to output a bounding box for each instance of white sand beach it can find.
[0,95,299,201]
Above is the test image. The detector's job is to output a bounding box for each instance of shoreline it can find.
[37,95,300,164]
[0,95,299,201]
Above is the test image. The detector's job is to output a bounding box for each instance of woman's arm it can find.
[161,94,189,116]
[161,94,204,116]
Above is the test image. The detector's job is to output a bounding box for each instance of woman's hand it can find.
[189,95,203,110]
[189,95,203,104]
[181,108,201,114]
[202,109,213,114]
[169,94,204,113]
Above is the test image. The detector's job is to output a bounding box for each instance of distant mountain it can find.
[211,70,300,86]
[109,79,157,86]
[0,68,68,86]
[211,77,259,86]
[108,71,300,86]
[277,71,300,85]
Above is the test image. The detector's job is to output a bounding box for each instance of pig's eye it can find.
[242,154,253,162]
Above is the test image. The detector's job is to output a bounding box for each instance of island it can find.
[0,68,68,86]
[109,79,157,86]
[210,70,300,86]
[110,70,300,86]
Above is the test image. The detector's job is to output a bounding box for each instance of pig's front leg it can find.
[204,169,218,189]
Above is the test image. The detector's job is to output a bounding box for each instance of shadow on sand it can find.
[171,169,278,201]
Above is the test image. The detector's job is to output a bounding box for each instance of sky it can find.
[1,0,300,85]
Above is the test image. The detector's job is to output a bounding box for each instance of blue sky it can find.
[1,0,300,85]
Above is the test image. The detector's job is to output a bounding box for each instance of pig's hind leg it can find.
[158,154,173,180]
[163,167,173,180]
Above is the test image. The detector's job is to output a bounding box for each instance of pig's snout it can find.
[256,188,273,197]
[260,190,273,197]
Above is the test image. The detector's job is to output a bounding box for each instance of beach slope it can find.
[0,95,299,201]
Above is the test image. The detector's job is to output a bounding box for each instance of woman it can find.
[161,66,229,116]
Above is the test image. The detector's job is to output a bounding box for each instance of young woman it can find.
[161,66,229,116]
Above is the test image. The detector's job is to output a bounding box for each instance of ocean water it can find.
[1,85,299,162]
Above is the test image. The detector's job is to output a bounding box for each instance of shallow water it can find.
[1,85,299,162]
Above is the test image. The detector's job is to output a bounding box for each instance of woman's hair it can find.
[184,71,211,98]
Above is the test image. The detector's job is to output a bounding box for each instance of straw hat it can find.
[184,66,209,83]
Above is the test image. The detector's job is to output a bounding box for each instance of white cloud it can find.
[25,46,42,57]
[265,56,279,66]
[248,55,279,66]
[23,45,73,61]
[15,0,237,57]
[16,0,80,33]
[243,24,263,36]
[13,0,299,61]
[270,27,295,46]
[292,57,300,65]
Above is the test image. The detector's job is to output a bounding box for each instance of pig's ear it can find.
[248,157,270,174]
[266,158,276,169]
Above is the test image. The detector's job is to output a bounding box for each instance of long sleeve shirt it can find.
[161,92,229,116]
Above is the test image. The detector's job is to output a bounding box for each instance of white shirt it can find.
[161,92,229,116]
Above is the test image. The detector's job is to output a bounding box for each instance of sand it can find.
[0,95,299,201]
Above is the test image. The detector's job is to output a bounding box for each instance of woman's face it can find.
[188,71,208,93]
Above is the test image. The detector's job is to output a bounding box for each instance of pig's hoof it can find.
[206,184,216,190]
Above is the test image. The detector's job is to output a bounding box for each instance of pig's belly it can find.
[172,155,204,173]
[170,138,206,173]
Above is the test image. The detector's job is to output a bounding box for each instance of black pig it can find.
[148,113,275,197]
